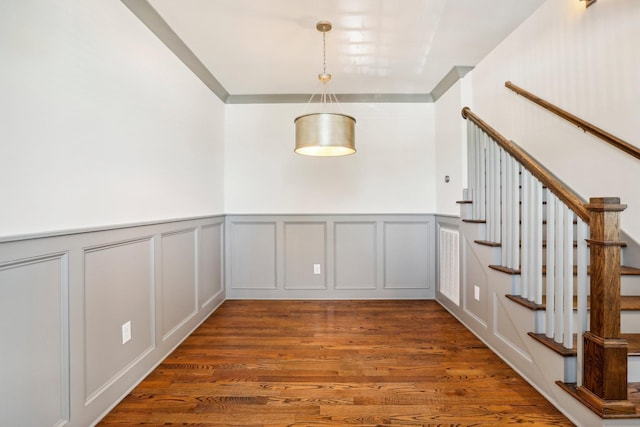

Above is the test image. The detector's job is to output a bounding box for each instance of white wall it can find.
[0,0,225,238]
[225,103,435,214]
[469,0,640,243]
[434,76,472,215]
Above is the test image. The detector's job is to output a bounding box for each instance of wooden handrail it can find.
[505,81,640,161]
[461,106,590,223]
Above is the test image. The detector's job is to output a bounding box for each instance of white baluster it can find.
[546,193,556,339]
[576,219,589,386]
[554,201,565,344]
[501,149,508,267]
[493,144,501,243]
[525,172,538,302]
[468,121,478,220]
[487,139,495,240]
[478,130,487,221]
[533,180,543,306]
[512,162,520,272]
[472,125,479,219]
[563,206,574,349]
[521,170,530,299]
[467,121,475,214]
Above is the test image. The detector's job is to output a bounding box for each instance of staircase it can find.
[443,106,640,426]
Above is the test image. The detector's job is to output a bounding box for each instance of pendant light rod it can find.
[317,21,332,84]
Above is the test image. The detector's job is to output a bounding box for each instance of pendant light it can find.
[294,21,356,156]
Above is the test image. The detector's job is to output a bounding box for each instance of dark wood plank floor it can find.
[98,300,574,426]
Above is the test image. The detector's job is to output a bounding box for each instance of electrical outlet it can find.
[474,286,480,301]
[313,264,321,275]
[122,321,131,344]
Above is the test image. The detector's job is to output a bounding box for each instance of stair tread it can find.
[475,240,501,247]
[505,294,544,310]
[557,382,640,419]
[490,265,521,275]
[505,294,640,311]
[541,265,639,275]
[528,332,576,356]
[622,296,640,310]
[623,266,640,275]
[518,240,627,248]
[528,332,640,357]
[629,334,640,356]
[491,264,640,276]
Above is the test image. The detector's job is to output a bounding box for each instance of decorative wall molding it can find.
[334,222,377,290]
[160,228,198,341]
[83,237,155,403]
[199,223,224,309]
[283,222,327,290]
[0,252,70,427]
[226,214,436,300]
[0,213,444,425]
[383,221,432,289]
[229,221,278,290]
[0,216,225,427]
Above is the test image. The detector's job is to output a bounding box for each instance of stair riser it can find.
[459,203,473,221]
[461,221,486,241]
[622,275,640,296]
[623,311,640,334]
[629,356,640,382]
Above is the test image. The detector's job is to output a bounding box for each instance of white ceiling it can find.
[127,0,545,102]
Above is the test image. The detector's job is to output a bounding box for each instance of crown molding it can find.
[121,0,229,102]
[121,0,471,105]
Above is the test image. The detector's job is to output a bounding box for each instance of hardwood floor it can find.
[98,300,574,426]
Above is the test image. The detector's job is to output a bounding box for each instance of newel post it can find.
[577,197,634,415]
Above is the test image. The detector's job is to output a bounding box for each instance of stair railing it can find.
[461,106,633,415]
[505,81,640,161]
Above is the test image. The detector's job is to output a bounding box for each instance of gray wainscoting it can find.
[0,216,225,427]
[0,213,439,426]
[226,215,436,299]
[0,252,69,427]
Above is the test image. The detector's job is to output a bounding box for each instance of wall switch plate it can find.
[474,286,480,301]
[122,321,131,344]
[313,264,321,275]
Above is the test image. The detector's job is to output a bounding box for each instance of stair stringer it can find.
[439,219,604,427]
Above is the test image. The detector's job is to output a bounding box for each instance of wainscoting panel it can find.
[383,222,432,289]
[0,215,225,427]
[462,234,489,326]
[229,222,277,289]
[334,222,377,290]
[0,253,69,427]
[284,222,326,290]
[226,215,435,299]
[200,223,223,309]
[84,238,154,403]
[160,229,197,341]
